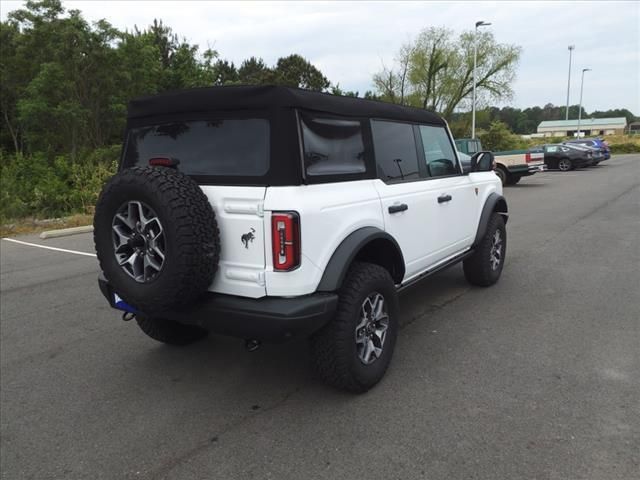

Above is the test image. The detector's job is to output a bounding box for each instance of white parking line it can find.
[1,238,96,257]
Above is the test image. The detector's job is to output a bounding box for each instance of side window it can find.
[548,146,558,153]
[418,125,459,177]
[299,112,366,177]
[371,120,421,183]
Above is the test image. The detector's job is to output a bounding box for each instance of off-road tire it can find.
[310,262,399,393]
[136,316,208,346]
[94,166,220,313]
[463,213,506,287]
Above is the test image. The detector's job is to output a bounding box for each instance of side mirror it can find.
[470,151,495,172]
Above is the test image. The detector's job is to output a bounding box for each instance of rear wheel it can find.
[136,316,208,346]
[494,166,508,186]
[463,213,506,287]
[558,158,573,171]
[506,174,521,185]
[310,262,399,393]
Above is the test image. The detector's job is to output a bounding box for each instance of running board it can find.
[397,250,473,293]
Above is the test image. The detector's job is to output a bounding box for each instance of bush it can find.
[479,121,528,151]
[610,143,640,154]
[0,148,117,222]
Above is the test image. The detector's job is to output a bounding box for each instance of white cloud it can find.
[2,0,638,112]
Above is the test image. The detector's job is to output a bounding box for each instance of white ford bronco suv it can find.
[94,85,508,393]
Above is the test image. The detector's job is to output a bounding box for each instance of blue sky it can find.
[3,0,639,113]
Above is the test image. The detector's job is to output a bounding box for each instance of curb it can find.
[39,225,94,239]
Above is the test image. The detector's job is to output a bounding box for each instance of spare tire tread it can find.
[94,166,220,313]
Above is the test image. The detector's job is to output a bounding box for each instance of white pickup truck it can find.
[455,138,545,186]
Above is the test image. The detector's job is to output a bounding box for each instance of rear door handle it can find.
[438,194,452,204]
[388,203,408,214]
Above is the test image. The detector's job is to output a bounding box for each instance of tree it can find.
[479,121,525,151]
[237,57,274,85]
[330,84,359,97]
[372,27,521,120]
[274,54,329,91]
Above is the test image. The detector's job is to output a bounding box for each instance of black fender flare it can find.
[316,227,405,292]
[472,192,508,248]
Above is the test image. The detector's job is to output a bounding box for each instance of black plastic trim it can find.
[472,193,508,247]
[99,274,338,342]
[397,249,473,292]
[316,227,405,291]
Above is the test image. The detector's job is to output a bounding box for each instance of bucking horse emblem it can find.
[241,228,256,249]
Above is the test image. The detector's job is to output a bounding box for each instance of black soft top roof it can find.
[127,85,445,126]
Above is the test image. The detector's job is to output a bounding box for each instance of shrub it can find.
[610,143,640,154]
[0,148,117,222]
[479,121,528,151]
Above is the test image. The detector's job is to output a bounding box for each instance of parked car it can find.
[93,85,508,393]
[565,138,611,160]
[567,143,605,166]
[455,138,545,186]
[538,144,593,171]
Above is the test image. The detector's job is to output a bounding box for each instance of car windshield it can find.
[123,119,270,177]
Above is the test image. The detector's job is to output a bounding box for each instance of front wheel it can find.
[310,262,399,393]
[558,158,573,171]
[463,213,507,287]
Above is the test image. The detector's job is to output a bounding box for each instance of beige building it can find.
[537,117,627,137]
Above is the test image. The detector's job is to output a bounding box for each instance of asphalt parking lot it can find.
[1,155,639,480]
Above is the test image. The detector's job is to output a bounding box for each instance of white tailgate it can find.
[199,186,267,298]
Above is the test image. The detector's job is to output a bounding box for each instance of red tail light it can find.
[525,152,532,163]
[271,212,300,271]
[149,157,180,168]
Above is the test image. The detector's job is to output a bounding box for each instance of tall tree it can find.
[372,27,521,120]
[238,56,273,84]
[274,54,329,91]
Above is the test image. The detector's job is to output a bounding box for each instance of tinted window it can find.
[371,121,420,183]
[124,119,269,176]
[300,113,366,176]
[467,140,480,154]
[418,125,459,177]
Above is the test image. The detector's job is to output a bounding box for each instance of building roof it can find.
[128,85,445,125]
[538,117,627,129]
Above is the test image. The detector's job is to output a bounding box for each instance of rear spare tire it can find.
[94,166,220,313]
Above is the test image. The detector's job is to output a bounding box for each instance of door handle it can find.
[388,203,408,214]
[438,194,452,204]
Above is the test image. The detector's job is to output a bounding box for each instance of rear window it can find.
[123,119,270,176]
[299,113,366,177]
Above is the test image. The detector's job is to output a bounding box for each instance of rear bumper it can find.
[574,158,592,168]
[510,163,545,177]
[98,275,338,342]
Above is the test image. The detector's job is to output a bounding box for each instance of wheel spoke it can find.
[362,340,374,364]
[372,294,385,320]
[355,292,390,365]
[112,201,165,283]
[114,213,134,230]
[127,202,142,225]
[152,246,165,261]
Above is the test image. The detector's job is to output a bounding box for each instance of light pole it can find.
[472,20,491,139]
[565,45,575,120]
[576,68,591,138]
